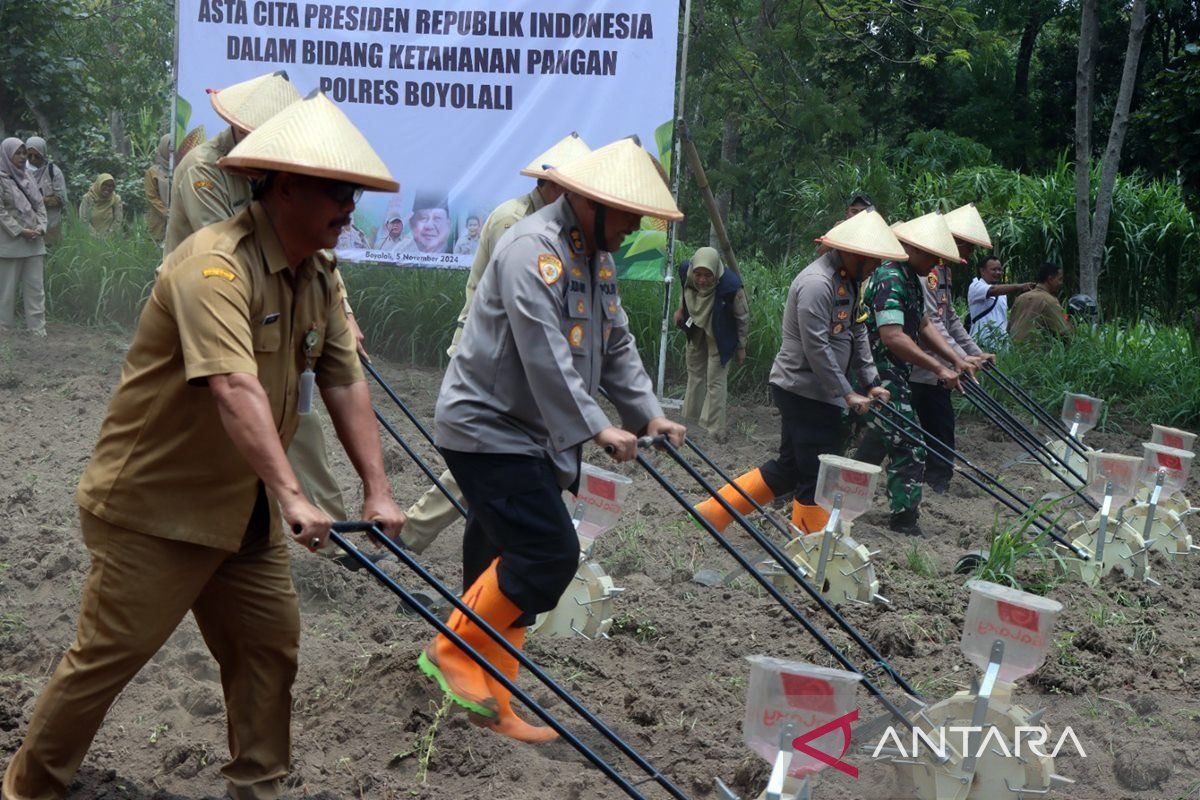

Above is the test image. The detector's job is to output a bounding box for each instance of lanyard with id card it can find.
[298,324,319,415]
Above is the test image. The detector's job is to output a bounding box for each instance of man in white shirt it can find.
[967,254,1033,347]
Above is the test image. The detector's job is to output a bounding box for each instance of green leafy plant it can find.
[972,501,1067,593]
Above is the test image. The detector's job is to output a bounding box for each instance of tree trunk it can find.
[1013,12,1046,121]
[1074,0,1099,298]
[109,109,130,155]
[710,111,738,248]
[1084,0,1149,304]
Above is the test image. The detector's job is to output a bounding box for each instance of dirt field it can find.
[1,324,1197,799]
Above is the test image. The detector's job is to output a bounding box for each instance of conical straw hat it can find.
[218,91,398,192]
[815,210,907,261]
[209,71,302,132]
[520,132,592,179]
[892,212,964,263]
[544,138,682,221]
[944,202,992,248]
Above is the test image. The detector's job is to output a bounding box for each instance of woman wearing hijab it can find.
[673,246,750,437]
[79,174,124,236]
[143,135,172,244]
[24,136,68,247]
[0,138,48,336]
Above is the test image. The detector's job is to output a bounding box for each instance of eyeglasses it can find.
[322,181,364,205]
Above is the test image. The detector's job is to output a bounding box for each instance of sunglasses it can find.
[322,181,364,205]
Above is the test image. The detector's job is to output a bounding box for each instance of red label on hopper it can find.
[1158,453,1183,471]
[997,600,1040,632]
[1163,434,1184,448]
[780,674,836,713]
[586,475,616,501]
[843,471,869,487]
[1074,399,1094,414]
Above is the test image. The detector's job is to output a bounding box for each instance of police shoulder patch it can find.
[538,254,563,285]
[202,267,236,281]
[927,271,939,290]
[193,179,214,191]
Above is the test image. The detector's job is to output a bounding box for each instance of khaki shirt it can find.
[911,264,981,385]
[77,203,362,551]
[769,251,878,408]
[436,196,661,488]
[448,187,547,356]
[164,128,251,254]
[1008,286,1072,344]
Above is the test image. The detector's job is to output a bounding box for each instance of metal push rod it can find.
[371,406,467,518]
[683,438,797,544]
[962,378,1087,476]
[980,368,1087,457]
[963,377,1079,464]
[869,403,1090,558]
[632,450,919,730]
[331,522,692,800]
[985,365,1083,445]
[362,356,439,449]
[658,440,918,698]
[959,379,1090,492]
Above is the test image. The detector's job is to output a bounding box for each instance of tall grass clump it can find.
[992,320,1200,431]
[44,220,160,327]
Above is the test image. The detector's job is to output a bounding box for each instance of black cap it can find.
[847,191,873,209]
[412,189,449,213]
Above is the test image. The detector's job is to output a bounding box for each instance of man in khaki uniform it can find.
[1008,261,1072,344]
[401,133,591,554]
[1,92,406,800]
[163,71,362,560]
[425,138,686,742]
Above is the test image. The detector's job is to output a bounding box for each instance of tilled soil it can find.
[0,324,1197,799]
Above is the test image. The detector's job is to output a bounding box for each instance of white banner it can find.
[176,0,679,268]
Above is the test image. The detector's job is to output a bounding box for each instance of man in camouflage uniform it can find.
[856,212,974,535]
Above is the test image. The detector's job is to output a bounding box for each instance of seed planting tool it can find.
[765,455,883,606]
[1039,394,1104,489]
[1136,425,1200,517]
[875,581,1074,799]
[959,379,1090,492]
[1061,452,1152,585]
[363,358,622,641]
[628,437,925,736]
[868,402,1089,559]
[718,658,864,800]
[532,462,630,639]
[329,521,693,800]
[1126,442,1198,560]
[980,366,1087,456]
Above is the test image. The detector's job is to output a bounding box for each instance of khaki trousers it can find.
[682,331,729,435]
[287,410,347,521]
[2,509,300,800]
[402,469,466,553]
[0,255,46,333]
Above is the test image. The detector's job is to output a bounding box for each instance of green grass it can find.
[37,225,1200,430]
[905,543,937,578]
[972,502,1067,594]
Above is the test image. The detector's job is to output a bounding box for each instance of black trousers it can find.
[910,382,955,485]
[441,449,579,627]
[758,385,847,505]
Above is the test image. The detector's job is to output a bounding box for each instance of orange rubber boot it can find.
[470,626,559,743]
[792,501,831,534]
[418,560,523,719]
[693,468,775,532]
